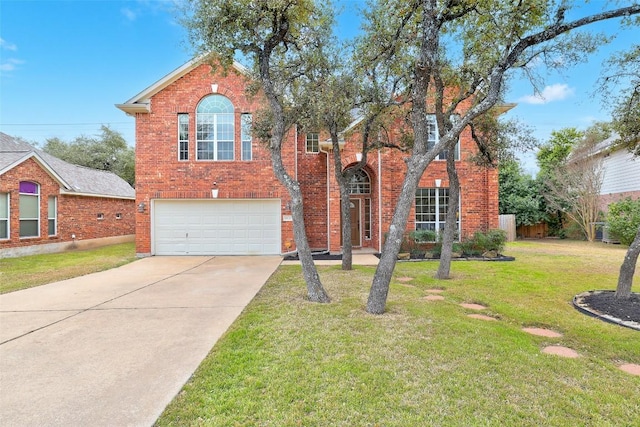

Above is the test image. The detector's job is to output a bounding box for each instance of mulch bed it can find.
[283,252,515,261]
[283,253,344,261]
[395,254,515,261]
[574,290,640,330]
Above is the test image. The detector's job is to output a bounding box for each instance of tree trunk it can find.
[271,150,331,302]
[615,223,640,300]
[340,185,353,270]
[330,133,354,271]
[367,158,430,314]
[436,147,460,279]
[367,2,437,314]
[257,54,330,303]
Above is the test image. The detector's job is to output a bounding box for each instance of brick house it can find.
[117,58,501,257]
[0,133,135,258]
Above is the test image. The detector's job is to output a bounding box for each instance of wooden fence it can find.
[498,214,516,242]
[516,222,549,239]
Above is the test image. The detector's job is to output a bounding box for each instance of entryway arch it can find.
[343,167,373,248]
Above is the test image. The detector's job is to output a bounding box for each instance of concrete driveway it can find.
[0,255,282,427]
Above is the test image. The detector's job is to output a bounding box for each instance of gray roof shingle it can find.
[0,132,135,199]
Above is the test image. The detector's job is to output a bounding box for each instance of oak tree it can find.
[182,0,333,302]
[361,0,640,314]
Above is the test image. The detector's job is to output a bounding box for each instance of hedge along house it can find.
[0,132,136,258]
[117,57,505,257]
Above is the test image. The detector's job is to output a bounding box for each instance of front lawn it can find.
[0,242,136,294]
[157,240,639,426]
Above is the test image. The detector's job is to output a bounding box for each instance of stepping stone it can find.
[425,288,445,293]
[619,364,640,376]
[542,346,580,358]
[460,303,487,310]
[397,277,414,282]
[467,314,497,321]
[423,295,445,301]
[396,282,416,288]
[522,327,563,338]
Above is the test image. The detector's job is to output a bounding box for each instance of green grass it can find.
[0,242,136,294]
[157,240,639,427]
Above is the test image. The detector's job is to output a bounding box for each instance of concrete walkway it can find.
[0,256,282,427]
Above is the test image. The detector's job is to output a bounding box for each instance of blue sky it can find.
[1,1,636,174]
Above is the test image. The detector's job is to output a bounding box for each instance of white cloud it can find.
[0,58,24,72]
[121,7,137,21]
[0,38,17,51]
[518,83,574,105]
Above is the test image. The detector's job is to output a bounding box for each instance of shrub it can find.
[398,232,419,254]
[459,238,482,257]
[471,229,507,254]
[606,198,640,246]
[409,229,437,243]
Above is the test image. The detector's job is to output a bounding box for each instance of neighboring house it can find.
[116,58,502,257]
[0,132,136,258]
[595,134,640,212]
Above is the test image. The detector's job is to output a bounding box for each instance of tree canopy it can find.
[181,0,640,313]
[41,125,135,186]
[498,159,545,227]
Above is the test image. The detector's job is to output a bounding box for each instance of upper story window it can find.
[426,115,460,161]
[19,181,39,238]
[306,132,319,153]
[348,169,371,194]
[196,95,234,161]
[241,113,252,161]
[178,114,189,161]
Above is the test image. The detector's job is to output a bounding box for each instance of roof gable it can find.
[0,132,135,200]
[115,56,250,115]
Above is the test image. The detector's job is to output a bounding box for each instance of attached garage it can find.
[153,199,281,255]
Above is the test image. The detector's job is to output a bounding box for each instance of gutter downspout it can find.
[319,144,331,252]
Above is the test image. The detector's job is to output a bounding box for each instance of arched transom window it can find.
[196,95,234,160]
[348,169,370,194]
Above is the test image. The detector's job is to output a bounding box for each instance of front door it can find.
[350,199,361,247]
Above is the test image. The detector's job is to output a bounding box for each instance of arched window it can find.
[348,169,370,194]
[19,181,39,237]
[196,95,234,160]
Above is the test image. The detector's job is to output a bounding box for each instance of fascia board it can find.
[59,189,136,200]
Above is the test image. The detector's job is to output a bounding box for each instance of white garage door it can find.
[153,199,281,255]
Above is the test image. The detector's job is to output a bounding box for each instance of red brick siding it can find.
[0,158,134,249]
[134,64,294,255]
[296,137,329,250]
[132,62,500,254]
[599,191,640,213]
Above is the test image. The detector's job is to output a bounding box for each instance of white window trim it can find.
[426,114,460,161]
[48,196,57,236]
[306,132,320,154]
[196,113,235,161]
[241,113,252,161]
[364,197,372,240]
[19,183,40,238]
[196,95,235,161]
[415,187,461,238]
[178,113,189,161]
